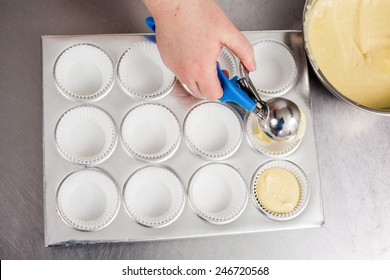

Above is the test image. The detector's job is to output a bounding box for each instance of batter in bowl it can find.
[304,0,390,109]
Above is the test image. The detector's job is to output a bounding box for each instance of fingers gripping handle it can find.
[145,17,256,113]
[217,65,256,112]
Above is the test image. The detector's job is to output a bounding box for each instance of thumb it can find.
[223,30,256,72]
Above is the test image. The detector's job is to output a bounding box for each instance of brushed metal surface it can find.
[1,0,390,259]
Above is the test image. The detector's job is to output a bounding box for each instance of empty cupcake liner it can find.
[188,163,248,224]
[121,103,181,162]
[251,160,310,221]
[55,105,117,165]
[246,112,301,157]
[184,102,243,160]
[123,166,185,228]
[117,42,176,99]
[181,47,239,98]
[249,40,297,96]
[54,43,114,101]
[56,168,120,231]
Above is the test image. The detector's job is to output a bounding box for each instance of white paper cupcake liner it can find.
[121,103,181,162]
[249,40,297,96]
[251,160,310,221]
[218,47,239,78]
[123,166,185,228]
[246,112,301,157]
[54,43,114,101]
[56,168,120,231]
[181,47,238,98]
[117,42,176,99]
[295,108,307,140]
[188,163,248,224]
[184,102,243,160]
[55,105,117,165]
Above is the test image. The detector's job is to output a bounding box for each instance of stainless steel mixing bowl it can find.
[302,0,390,116]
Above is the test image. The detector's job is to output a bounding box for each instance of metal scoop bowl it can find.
[217,64,301,141]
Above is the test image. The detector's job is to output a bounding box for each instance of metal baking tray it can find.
[42,31,324,246]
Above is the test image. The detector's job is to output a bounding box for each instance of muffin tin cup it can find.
[54,43,114,101]
[188,163,248,225]
[55,105,117,165]
[123,165,185,228]
[183,101,243,160]
[120,103,181,162]
[251,160,310,221]
[56,168,121,232]
[245,112,302,157]
[249,40,298,97]
[117,41,176,100]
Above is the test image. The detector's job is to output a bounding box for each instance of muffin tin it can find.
[42,31,324,246]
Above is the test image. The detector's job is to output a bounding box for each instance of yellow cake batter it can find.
[304,0,390,109]
[256,168,300,213]
[255,126,274,143]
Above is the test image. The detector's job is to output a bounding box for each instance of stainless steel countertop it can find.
[1,0,389,259]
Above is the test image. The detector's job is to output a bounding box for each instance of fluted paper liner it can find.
[118,42,176,99]
[251,160,310,221]
[121,103,181,162]
[56,168,120,231]
[188,163,248,224]
[184,102,243,160]
[246,112,302,157]
[123,166,185,228]
[250,40,297,96]
[54,43,114,101]
[55,105,117,165]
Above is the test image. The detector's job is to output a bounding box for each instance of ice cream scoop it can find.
[217,65,300,141]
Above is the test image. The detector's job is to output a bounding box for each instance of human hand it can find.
[142,0,256,100]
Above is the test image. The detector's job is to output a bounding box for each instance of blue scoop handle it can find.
[145,17,256,112]
[216,65,256,112]
[146,16,156,33]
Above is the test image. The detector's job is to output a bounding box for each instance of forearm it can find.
[142,0,181,18]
